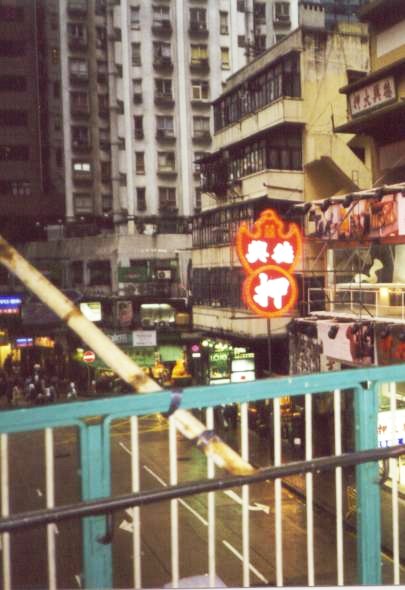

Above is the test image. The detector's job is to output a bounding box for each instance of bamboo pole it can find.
[0,235,254,476]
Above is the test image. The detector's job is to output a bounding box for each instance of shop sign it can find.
[378,408,405,447]
[236,209,302,318]
[111,332,132,346]
[126,347,156,368]
[80,301,102,322]
[0,296,22,314]
[349,76,396,117]
[83,350,96,363]
[0,330,8,346]
[34,336,55,348]
[15,337,33,348]
[317,320,374,366]
[118,266,149,283]
[232,351,255,360]
[209,351,229,362]
[132,330,157,347]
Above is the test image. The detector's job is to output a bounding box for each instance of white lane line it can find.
[119,440,268,584]
[222,540,269,585]
[143,465,208,526]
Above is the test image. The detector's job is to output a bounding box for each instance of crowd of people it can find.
[0,361,78,408]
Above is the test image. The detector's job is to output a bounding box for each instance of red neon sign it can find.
[236,209,302,318]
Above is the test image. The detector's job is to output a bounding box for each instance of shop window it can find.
[140,303,175,328]
[88,260,111,287]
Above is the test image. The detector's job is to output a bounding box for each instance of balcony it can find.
[308,283,405,321]
[151,19,173,36]
[156,129,176,143]
[190,58,209,73]
[190,97,210,109]
[70,104,90,119]
[192,130,211,144]
[154,93,174,108]
[69,71,89,85]
[188,21,209,37]
[157,166,177,178]
[68,36,88,52]
[153,56,173,71]
[67,0,87,16]
[72,140,92,153]
[273,14,291,27]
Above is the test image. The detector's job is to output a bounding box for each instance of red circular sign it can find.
[83,350,96,363]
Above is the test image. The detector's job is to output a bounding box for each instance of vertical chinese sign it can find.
[236,209,302,318]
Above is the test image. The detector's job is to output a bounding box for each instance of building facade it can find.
[193,4,370,378]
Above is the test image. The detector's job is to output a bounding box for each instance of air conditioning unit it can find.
[156,270,172,280]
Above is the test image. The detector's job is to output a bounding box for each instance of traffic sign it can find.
[83,350,96,363]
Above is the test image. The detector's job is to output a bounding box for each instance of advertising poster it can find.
[117,300,133,328]
[308,192,405,241]
[317,320,374,366]
[375,323,405,365]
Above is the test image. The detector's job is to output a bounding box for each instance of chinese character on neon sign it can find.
[236,209,302,318]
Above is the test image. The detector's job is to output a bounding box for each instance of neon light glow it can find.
[236,209,302,318]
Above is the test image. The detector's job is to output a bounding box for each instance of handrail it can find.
[0,445,403,534]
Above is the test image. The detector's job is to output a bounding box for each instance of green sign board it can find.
[118,266,149,283]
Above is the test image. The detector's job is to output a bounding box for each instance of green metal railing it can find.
[1,363,405,588]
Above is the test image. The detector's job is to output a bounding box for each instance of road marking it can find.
[224,490,270,514]
[143,465,208,526]
[222,540,269,584]
[119,443,269,584]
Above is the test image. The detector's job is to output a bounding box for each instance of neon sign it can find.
[236,209,302,318]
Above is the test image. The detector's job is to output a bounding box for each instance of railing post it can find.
[80,420,112,589]
[354,383,381,585]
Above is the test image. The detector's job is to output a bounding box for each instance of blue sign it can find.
[0,296,22,314]
[15,337,33,348]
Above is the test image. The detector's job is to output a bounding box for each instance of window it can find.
[192,80,209,100]
[99,127,110,149]
[190,7,206,27]
[158,151,175,171]
[98,93,109,111]
[193,116,210,134]
[238,35,246,47]
[0,40,25,57]
[221,47,230,69]
[159,187,176,210]
[74,193,93,214]
[95,0,106,15]
[254,2,266,21]
[195,188,202,212]
[56,148,63,168]
[102,194,112,213]
[72,126,90,147]
[0,76,26,92]
[88,260,111,287]
[0,145,29,160]
[153,5,170,21]
[194,152,207,173]
[156,115,174,133]
[130,5,140,27]
[51,47,59,64]
[153,41,171,60]
[274,1,290,22]
[68,22,87,41]
[137,187,146,211]
[71,261,84,286]
[131,43,141,66]
[96,27,106,49]
[101,161,111,181]
[237,0,246,12]
[73,160,92,174]
[0,110,27,126]
[255,35,266,54]
[219,11,228,34]
[134,115,143,139]
[69,58,88,79]
[53,81,60,98]
[135,152,145,174]
[11,181,31,196]
[155,78,172,97]
[71,91,89,110]
[191,44,208,62]
[133,79,142,94]
[0,5,24,21]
